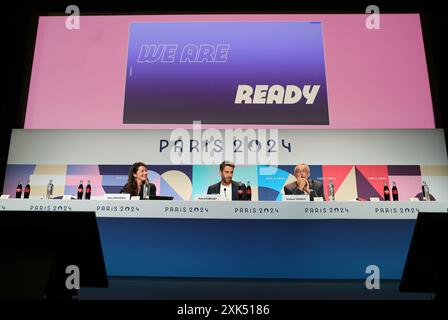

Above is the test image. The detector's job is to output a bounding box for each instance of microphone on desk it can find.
[143,179,150,199]
[309,180,315,200]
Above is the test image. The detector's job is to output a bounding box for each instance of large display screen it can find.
[25,14,433,129]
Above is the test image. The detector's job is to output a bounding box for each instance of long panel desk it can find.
[1,199,446,279]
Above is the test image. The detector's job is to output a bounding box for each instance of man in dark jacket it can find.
[284,163,325,201]
[207,161,246,200]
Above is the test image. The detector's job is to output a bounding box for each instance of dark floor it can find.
[78,277,433,300]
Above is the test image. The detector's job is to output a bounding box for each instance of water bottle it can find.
[77,180,84,200]
[85,180,92,200]
[143,180,150,200]
[328,179,335,201]
[24,180,31,199]
[392,181,399,201]
[16,181,23,199]
[422,181,430,201]
[246,181,252,201]
[46,179,54,199]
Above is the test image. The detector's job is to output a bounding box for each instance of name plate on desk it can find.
[0,195,10,199]
[195,194,220,201]
[30,196,44,200]
[104,193,130,200]
[283,194,310,202]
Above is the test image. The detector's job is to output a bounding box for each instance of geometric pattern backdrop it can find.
[3,164,448,201]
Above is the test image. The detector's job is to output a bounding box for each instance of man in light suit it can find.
[207,161,247,201]
[284,163,325,201]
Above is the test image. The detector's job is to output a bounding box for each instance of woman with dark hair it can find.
[121,162,156,199]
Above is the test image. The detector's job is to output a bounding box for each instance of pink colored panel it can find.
[388,176,423,201]
[322,165,354,199]
[25,14,433,129]
[355,165,389,199]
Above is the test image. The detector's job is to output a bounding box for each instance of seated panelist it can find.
[207,161,246,201]
[120,162,156,199]
[284,163,325,201]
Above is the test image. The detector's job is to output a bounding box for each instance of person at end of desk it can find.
[120,162,156,199]
[207,161,246,201]
[284,163,325,201]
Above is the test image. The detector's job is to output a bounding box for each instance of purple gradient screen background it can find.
[123,22,329,124]
[25,14,434,129]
